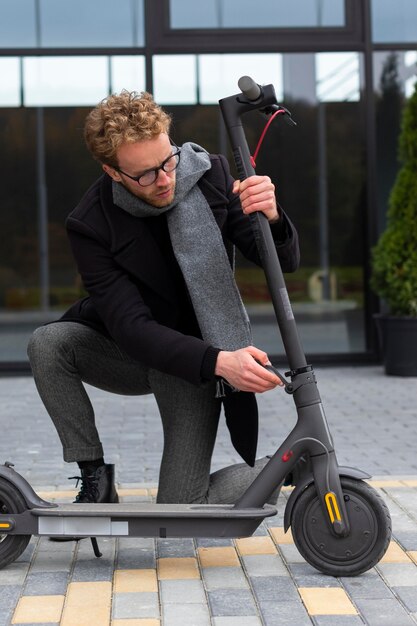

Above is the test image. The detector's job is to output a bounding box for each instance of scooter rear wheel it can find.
[0,478,31,570]
[291,477,391,576]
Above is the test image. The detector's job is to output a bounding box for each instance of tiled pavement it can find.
[0,365,417,626]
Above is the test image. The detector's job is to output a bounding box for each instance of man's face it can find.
[103,133,177,208]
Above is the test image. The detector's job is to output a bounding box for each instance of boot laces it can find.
[69,472,100,503]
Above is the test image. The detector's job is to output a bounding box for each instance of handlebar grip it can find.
[238,76,261,101]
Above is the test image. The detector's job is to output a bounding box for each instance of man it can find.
[28,90,300,506]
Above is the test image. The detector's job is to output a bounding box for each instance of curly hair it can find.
[84,90,172,166]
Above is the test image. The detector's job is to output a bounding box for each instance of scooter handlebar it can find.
[237,76,262,101]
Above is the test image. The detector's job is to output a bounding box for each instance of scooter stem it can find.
[219,79,307,371]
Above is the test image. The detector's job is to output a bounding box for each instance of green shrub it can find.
[371,82,417,316]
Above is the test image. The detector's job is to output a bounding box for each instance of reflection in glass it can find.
[373,51,416,233]
[153,55,197,104]
[23,57,109,106]
[316,53,360,102]
[230,52,365,354]
[372,0,417,43]
[0,0,37,48]
[0,58,21,107]
[110,56,146,94]
[0,0,144,49]
[198,54,282,104]
[170,0,345,29]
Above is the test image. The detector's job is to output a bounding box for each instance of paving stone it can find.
[377,563,417,586]
[8,623,60,626]
[162,602,211,626]
[354,598,416,626]
[115,536,155,562]
[341,572,394,599]
[71,555,115,582]
[198,546,240,568]
[157,538,196,558]
[12,595,65,624]
[196,538,234,548]
[312,617,365,626]
[251,575,301,603]
[259,600,311,626]
[29,549,73,573]
[212,618,262,626]
[23,571,68,595]
[202,566,249,590]
[298,587,357,615]
[208,588,258,616]
[0,584,22,612]
[113,568,157,593]
[112,591,160,619]
[392,586,417,612]
[1,369,417,624]
[277,543,307,564]
[393,531,417,551]
[160,578,206,603]
[288,562,341,586]
[0,562,29,585]
[158,557,200,579]
[242,554,288,577]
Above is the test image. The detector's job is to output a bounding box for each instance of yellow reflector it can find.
[0,523,11,528]
[325,492,342,524]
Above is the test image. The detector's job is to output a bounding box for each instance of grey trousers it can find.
[27,322,278,505]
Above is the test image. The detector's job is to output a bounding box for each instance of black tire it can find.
[291,477,392,577]
[0,478,31,570]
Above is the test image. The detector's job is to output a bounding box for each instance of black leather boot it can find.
[73,463,119,504]
[49,463,118,542]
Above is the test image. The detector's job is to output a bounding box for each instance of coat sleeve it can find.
[66,218,212,386]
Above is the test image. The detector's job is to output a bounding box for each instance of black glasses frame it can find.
[115,147,181,187]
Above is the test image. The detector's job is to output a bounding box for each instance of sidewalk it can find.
[0,366,417,626]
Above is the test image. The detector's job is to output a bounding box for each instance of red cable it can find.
[250,109,285,169]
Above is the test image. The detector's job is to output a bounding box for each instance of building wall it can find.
[0,0,416,368]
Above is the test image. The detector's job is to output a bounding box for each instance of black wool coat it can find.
[61,154,300,464]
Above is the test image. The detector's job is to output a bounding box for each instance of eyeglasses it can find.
[115,147,181,187]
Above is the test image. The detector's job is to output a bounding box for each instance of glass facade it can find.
[371,0,417,43]
[0,0,416,367]
[0,0,145,48]
[169,0,345,29]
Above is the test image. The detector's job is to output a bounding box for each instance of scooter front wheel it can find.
[291,477,391,576]
[0,478,31,570]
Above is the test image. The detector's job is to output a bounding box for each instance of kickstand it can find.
[90,537,102,558]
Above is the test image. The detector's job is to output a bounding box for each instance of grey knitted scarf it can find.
[112,142,252,353]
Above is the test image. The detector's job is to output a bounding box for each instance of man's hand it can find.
[233,176,279,223]
[215,346,284,393]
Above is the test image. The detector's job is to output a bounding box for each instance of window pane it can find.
[39,0,144,48]
[372,0,417,43]
[0,0,144,49]
[23,57,109,107]
[170,0,345,29]
[153,56,197,104]
[0,0,37,47]
[198,54,282,104]
[0,58,21,107]
[316,53,360,102]
[110,56,146,94]
[373,51,417,235]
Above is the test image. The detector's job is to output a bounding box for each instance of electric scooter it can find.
[0,77,391,576]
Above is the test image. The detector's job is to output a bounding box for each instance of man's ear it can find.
[102,163,121,182]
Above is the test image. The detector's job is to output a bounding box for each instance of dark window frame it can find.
[147,0,364,53]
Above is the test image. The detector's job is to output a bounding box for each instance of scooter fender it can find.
[0,463,56,510]
[283,465,371,532]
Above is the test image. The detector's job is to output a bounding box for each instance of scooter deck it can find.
[3,503,277,539]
